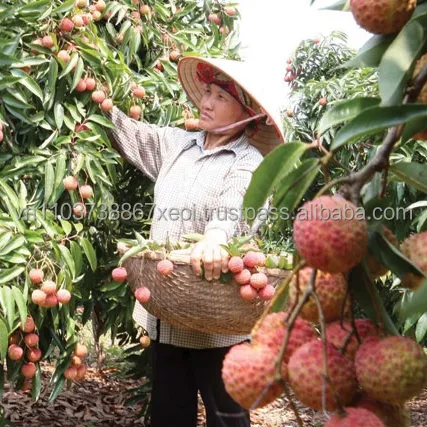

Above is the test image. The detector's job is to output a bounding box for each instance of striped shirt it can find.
[108,107,264,349]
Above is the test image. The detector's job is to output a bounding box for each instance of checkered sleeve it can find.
[106,106,182,181]
[204,150,263,241]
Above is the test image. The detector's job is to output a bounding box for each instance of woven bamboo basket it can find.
[119,244,290,335]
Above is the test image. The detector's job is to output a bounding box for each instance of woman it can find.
[107,56,284,427]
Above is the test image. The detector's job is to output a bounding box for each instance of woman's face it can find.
[198,83,250,134]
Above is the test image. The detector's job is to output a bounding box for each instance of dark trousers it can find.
[150,341,251,427]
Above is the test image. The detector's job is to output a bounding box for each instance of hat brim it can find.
[177,56,285,156]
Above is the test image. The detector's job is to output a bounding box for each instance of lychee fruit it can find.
[72,15,84,27]
[355,395,411,427]
[112,267,127,283]
[288,267,348,323]
[57,50,71,63]
[24,333,39,348]
[208,13,221,25]
[57,289,72,304]
[157,259,173,276]
[184,118,199,130]
[75,79,87,92]
[73,202,86,217]
[74,343,88,358]
[222,342,285,409]
[20,317,35,333]
[91,90,106,104]
[75,0,87,8]
[44,293,58,307]
[239,284,258,301]
[326,319,379,359]
[243,251,260,268]
[228,256,244,274]
[129,105,142,120]
[85,77,96,91]
[234,269,251,285]
[27,348,42,363]
[251,312,317,366]
[325,407,385,426]
[100,98,113,112]
[132,86,146,98]
[41,35,54,48]
[293,196,368,273]
[366,225,399,279]
[8,344,24,361]
[41,280,57,295]
[350,0,416,35]
[355,335,427,404]
[258,284,275,300]
[31,289,47,305]
[71,355,82,367]
[224,6,236,16]
[400,231,427,290]
[140,335,151,348]
[63,176,78,190]
[60,18,74,33]
[250,272,268,289]
[21,362,37,378]
[76,364,87,379]
[139,4,150,15]
[319,97,328,106]
[79,184,93,199]
[64,366,78,380]
[288,339,358,411]
[29,268,44,284]
[135,286,151,303]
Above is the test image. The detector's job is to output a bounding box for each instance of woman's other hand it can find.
[190,229,229,281]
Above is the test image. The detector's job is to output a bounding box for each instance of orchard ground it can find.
[1,318,426,427]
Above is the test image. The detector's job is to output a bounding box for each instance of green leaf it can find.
[11,286,27,327]
[379,19,427,105]
[345,34,395,68]
[59,218,72,236]
[54,102,64,130]
[331,105,427,150]
[58,245,76,279]
[0,235,26,256]
[243,143,308,223]
[1,287,14,330]
[118,244,145,265]
[87,114,115,128]
[318,97,380,135]
[10,69,43,101]
[52,0,74,15]
[80,237,97,271]
[415,312,427,342]
[273,159,321,214]
[48,376,66,403]
[44,161,55,204]
[0,318,8,362]
[390,162,427,193]
[350,265,399,335]
[70,241,83,277]
[0,266,25,284]
[58,52,79,79]
[400,279,427,318]
[70,57,84,91]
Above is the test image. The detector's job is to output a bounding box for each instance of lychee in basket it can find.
[118,241,290,335]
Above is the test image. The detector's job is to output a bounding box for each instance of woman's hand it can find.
[190,229,229,281]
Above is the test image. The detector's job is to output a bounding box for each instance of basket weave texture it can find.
[120,245,290,335]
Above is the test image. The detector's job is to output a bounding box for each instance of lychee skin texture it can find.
[157,259,174,276]
[243,251,260,268]
[250,272,268,289]
[288,267,348,323]
[251,312,317,366]
[135,286,151,303]
[239,284,258,301]
[24,333,39,348]
[29,268,44,284]
[74,343,88,358]
[326,319,379,359]
[228,256,244,274]
[27,348,42,363]
[288,339,358,411]
[41,280,57,295]
[21,362,37,378]
[258,284,275,300]
[350,0,416,35]
[293,196,368,273]
[64,367,78,380]
[233,269,251,285]
[8,344,24,361]
[57,289,72,304]
[112,267,127,282]
[20,317,35,333]
[63,176,78,190]
[355,336,427,404]
[222,343,285,409]
[325,407,385,426]
[355,395,411,427]
[400,231,427,289]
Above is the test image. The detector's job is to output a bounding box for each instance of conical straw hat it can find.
[177,56,285,156]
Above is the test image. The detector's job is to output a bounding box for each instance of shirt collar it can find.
[191,131,249,155]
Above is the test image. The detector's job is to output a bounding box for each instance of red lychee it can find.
[288,339,358,411]
[29,268,44,284]
[57,50,71,63]
[8,344,24,361]
[79,184,93,199]
[325,407,385,426]
[27,348,42,363]
[129,105,142,120]
[63,176,78,190]
[85,77,96,91]
[184,118,199,130]
[21,362,37,378]
[293,196,368,273]
[75,78,87,92]
[74,343,88,358]
[250,272,268,289]
[60,18,74,33]
[243,251,260,268]
[91,90,106,104]
[132,86,146,98]
[100,98,113,112]
[20,317,35,333]
[228,256,244,274]
[112,267,127,283]
[239,284,257,301]
[24,333,39,348]
[57,289,72,304]
[222,342,285,409]
[41,280,57,295]
[157,259,173,276]
[400,231,427,290]
[234,269,251,285]
[135,286,151,303]
[258,284,275,300]
[140,335,151,348]
[64,366,78,380]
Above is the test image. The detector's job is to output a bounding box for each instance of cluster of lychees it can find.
[222,195,427,426]
[228,251,275,301]
[8,317,42,386]
[62,176,94,218]
[64,343,89,381]
[29,268,72,307]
